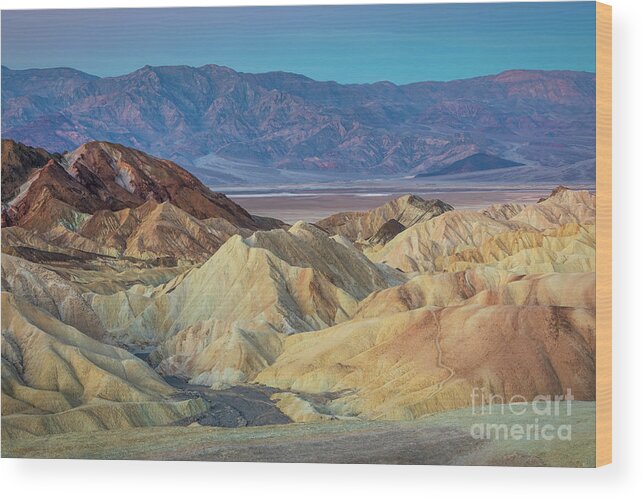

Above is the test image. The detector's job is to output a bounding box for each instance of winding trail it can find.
[426,310,456,400]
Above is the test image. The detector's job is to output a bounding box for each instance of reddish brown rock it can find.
[1,139,59,202]
[2,140,259,230]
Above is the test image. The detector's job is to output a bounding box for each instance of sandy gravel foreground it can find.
[3,402,596,467]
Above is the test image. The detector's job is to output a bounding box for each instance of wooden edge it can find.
[595,1,612,467]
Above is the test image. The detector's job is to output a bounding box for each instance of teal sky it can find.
[1,2,596,84]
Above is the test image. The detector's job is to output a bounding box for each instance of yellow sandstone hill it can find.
[366,210,536,272]
[88,222,405,388]
[1,292,205,439]
[316,194,453,243]
[366,188,595,273]
[479,202,526,220]
[1,254,107,340]
[354,268,595,319]
[512,186,595,229]
[256,271,596,420]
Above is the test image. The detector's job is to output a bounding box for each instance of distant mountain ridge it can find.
[2,65,596,181]
[416,153,523,177]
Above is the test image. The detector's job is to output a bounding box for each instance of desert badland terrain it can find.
[1,137,596,465]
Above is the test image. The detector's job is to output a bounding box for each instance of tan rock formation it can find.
[1,292,205,439]
[80,200,252,264]
[468,271,596,308]
[256,300,595,420]
[512,186,595,229]
[479,202,526,220]
[366,210,536,272]
[355,269,595,319]
[2,199,252,266]
[354,267,518,318]
[367,192,595,274]
[89,222,404,387]
[1,254,107,340]
[317,194,453,242]
[270,392,340,423]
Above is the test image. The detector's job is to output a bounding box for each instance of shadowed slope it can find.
[1,139,59,202]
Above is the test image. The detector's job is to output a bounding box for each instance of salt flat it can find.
[226,181,592,223]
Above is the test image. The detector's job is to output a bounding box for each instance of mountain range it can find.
[2,65,596,182]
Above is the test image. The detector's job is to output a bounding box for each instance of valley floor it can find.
[164,377,292,427]
[227,183,593,223]
[3,402,596,467]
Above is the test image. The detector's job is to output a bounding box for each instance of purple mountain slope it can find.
[1,65,596,180]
